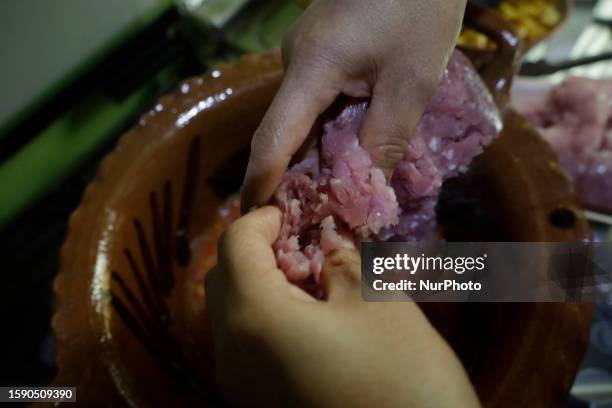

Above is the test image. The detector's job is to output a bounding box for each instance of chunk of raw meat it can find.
[515,76,612,212]
[273,50,502,294]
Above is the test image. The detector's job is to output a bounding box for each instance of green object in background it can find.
[0,0,173,140]
[0,65,180,228]
[0,0,304,228]
[225,0,302,53]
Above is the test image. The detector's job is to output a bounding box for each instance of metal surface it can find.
[520,50,612,75]
[594,0,612,23]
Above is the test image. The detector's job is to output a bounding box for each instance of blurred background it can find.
[0,0,611,406]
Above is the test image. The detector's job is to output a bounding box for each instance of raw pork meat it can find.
[515,76,612,212]
[273,50,502,294]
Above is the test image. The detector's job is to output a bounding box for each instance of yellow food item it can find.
[456,28,491,49]
[458,0,562,49]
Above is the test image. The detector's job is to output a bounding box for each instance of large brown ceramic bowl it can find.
[53,8,591,408]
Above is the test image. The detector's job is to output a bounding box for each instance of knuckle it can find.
[249,125,269,155]
[283,32,347,78]
[325,249,361,283]
[250,112,285,161]
[286,26,315,55]
[371,139,408,170]
[326,248,359,267]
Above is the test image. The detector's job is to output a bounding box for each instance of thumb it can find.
[217,206,326,305]
[218,206,288,297]
[320,249,362,302]
[359,68,441,179]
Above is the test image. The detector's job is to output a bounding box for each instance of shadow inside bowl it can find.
[53,6,590,405]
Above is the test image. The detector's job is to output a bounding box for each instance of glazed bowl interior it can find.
[53,53,287,407]
[54,6,591,408]
[54,50,592,408]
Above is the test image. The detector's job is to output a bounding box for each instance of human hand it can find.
[205,206,480,407]
[241,0,466,212]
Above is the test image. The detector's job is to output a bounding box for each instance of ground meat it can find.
[515,76,612,212]
[273,50,502,294]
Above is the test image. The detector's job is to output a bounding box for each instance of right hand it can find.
[241,0,466,213]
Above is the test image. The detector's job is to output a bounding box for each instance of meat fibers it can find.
[273,50,502,294]
[515,76,612,213]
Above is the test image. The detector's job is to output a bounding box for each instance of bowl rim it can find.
[51,50,284,403]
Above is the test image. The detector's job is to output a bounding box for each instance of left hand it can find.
[205,206,480,407]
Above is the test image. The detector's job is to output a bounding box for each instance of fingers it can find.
[217,206,286,293]
[320,249,362,302]
[358,66,442,179]
[209,205,315,350]
[241,63,344,213]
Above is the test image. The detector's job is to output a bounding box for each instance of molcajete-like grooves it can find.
[54,9,591,407]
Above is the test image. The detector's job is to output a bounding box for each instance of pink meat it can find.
[273,50,502,294]
[516,76,612,212]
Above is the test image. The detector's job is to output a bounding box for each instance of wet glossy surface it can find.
[54,9,591,408]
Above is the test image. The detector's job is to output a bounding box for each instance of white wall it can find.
[0,0,170,132]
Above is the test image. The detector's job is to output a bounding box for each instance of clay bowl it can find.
[53,7,591,408]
